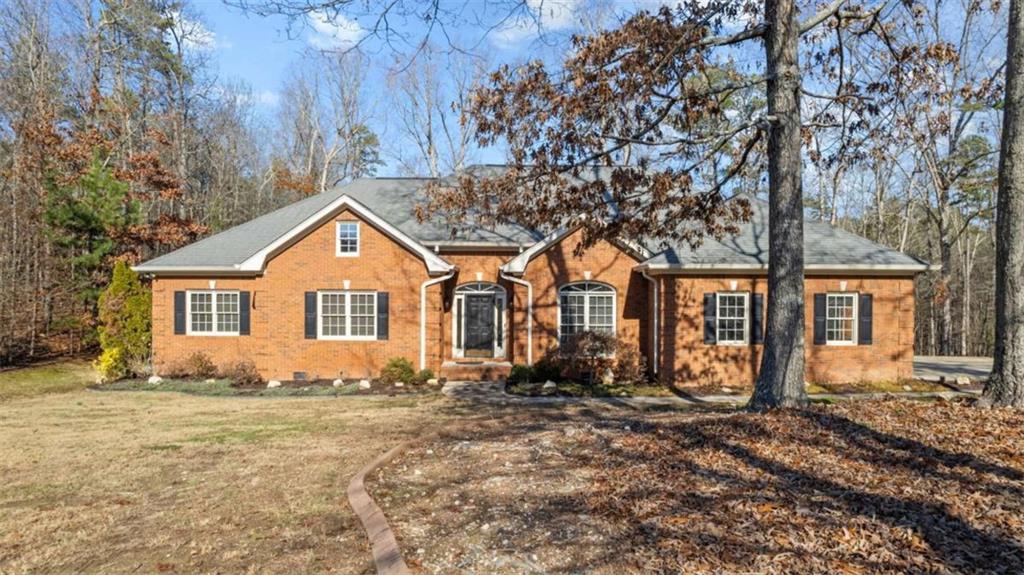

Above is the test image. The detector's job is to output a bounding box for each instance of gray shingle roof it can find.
[135,172,931,275]
[134,177,541,272]
[642,195,932,271]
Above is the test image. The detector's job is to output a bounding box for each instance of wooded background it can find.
[0,0,1005,365]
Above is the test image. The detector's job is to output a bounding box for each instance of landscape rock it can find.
[332,379,344,387]
[358,379,372,390]
[426,378,439,385]
[721,386,733,394]
[394,381,405,388]
[955,376,971,387]
[266,380,281,389]
[542,380,557,390]
[601,369,615,386]
[147,375,163,384]
[205,378,216,384]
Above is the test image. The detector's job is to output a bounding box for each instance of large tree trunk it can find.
[979,0,1024,408]
[749,0,808,410]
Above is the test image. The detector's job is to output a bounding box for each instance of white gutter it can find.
[640,268,659,376]
[636,262,939,275]
[420,272,455,370]
[500,271,534,366]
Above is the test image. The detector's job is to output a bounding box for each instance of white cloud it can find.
[166,10,228,52]
[307,11,365,49]
[491,0,582,48]
[253,90,280,107]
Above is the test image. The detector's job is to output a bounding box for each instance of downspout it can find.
[499,270,533,366]
[420,271,455,371]
[640,268,659,377]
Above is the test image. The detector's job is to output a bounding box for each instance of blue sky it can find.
[182,1,661,174]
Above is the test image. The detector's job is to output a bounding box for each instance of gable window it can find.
[826,293,857,344]
[318,291,377,339]
[187,291,239,335]
[336,221,360,256]
[716,292,748,345]
[558,282,615,346]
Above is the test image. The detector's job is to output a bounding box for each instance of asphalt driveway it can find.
[914,355,993,382]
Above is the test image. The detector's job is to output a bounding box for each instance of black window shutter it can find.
[703,293,717,344]
[239,291,251,335]
[751,293,764,344]
[174,291,186,334]
[813,293,827,345]
[858,293,873,345]
[304,292,317,339]
[377,292,390,340]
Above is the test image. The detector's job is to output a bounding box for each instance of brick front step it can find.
[440,361,512,382]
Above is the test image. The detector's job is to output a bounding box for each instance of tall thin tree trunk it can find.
[749,0,807,410]
[938,213,954,355]
[980,0,1024,408]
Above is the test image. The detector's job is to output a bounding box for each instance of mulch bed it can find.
[375,399,1024,574]
[232,378,443,396]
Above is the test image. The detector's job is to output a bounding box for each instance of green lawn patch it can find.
[507,380,676,398]
[0,360,97,401]
[99,378,364,397]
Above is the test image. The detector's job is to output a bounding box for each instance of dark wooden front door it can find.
[464,294,495,357]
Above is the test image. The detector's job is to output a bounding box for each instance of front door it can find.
[464,294,495,357]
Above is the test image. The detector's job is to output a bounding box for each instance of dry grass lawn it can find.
[375,399,1024,574]
[0,388,450,574]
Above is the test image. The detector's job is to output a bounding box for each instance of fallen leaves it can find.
[377,399,1024,574]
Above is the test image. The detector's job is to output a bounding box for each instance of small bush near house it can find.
[558,331,617,385]
[94,261,151,381]
[413,369,435,385]
[183,351,217,378]
[532,352,565,382]
[225,361,263,387]
[508,364,533,383]
[613,340,648,385]
[380,357,416,385]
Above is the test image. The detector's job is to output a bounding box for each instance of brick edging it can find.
[347,440,416,575]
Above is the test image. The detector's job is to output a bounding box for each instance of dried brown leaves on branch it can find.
[421,3,773,250]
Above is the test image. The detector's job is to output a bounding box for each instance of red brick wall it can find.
[151,212,915,385]
[518,231,649,366]
[657,275,916,386]
[151,208,442,381]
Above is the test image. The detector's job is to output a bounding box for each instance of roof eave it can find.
[635,262,938,276]
[131,265,261,277]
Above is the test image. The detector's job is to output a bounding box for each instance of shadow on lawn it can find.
[416,402,1024,574]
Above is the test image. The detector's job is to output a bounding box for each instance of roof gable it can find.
[134,188,453,276]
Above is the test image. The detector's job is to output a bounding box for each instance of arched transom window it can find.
[558,282,616,345]
[453,282,507,359]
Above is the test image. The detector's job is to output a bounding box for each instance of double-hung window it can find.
[716,292,748,345]
[336,221,360,256]
[558,282,616,346]
[187,291,240,335]
[318,291,376,339]
[826,293,857,344]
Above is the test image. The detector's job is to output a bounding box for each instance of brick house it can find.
[133,168,934,385]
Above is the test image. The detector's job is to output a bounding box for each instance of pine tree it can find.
[44,153,140,314]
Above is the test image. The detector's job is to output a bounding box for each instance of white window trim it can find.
[825,292,858,346]
[335,221,360,257]
[556,282,617,345]
[317,290,377,341]
[715,291,749,346]
[185,290,240,336]
[451,283,507,359]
